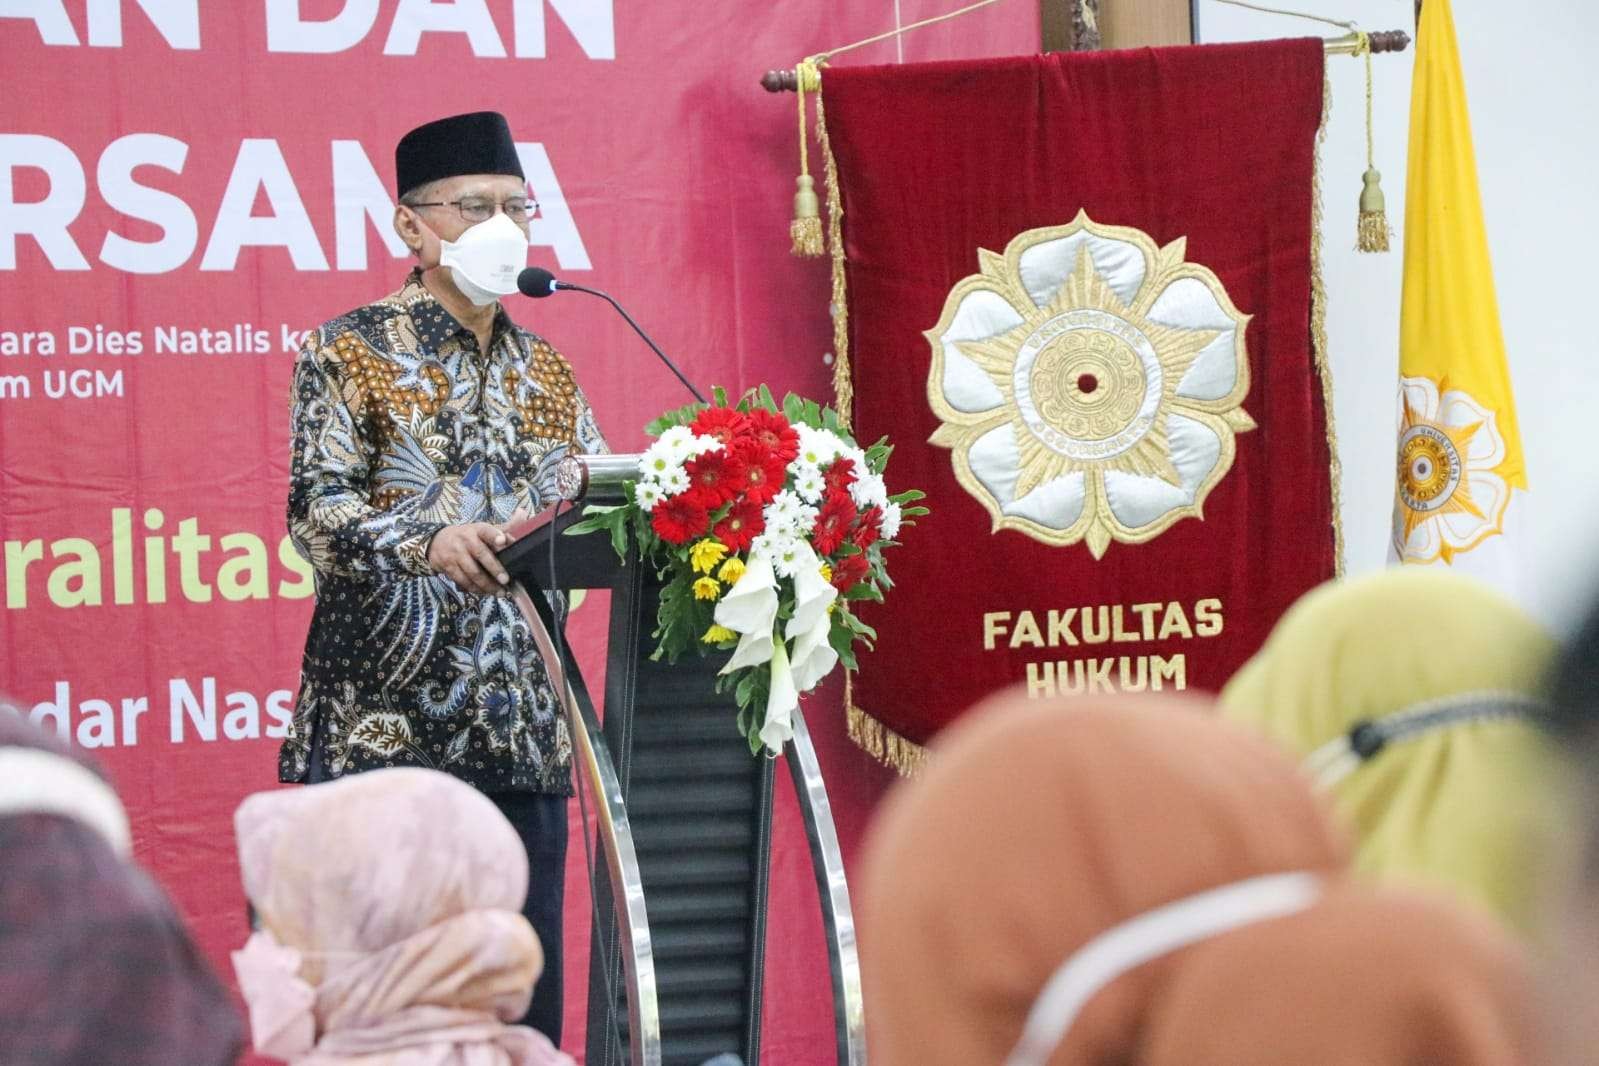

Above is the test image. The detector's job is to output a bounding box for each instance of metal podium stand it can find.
[499,455,866,1066]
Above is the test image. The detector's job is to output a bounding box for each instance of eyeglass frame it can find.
[404,196,538,224]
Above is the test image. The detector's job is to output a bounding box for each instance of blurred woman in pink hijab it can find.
[233,766,573,1066]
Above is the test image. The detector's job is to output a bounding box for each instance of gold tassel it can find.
[791,175,824,256]
[1354,33,1392,253]
[1357,165,1391,252]
[790,60,825,257]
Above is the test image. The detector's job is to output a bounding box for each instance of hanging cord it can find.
[1354,31,1391,250]
[790,60,824,256]
[1211,0,1353,32]
[811,0,1007,63]
[1210,0,1390,251]
[786,0,1009,256]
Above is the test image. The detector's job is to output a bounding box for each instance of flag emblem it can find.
[1393,374,1513,564]
[926,211,1255,557]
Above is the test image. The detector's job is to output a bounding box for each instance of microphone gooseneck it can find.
[515,268,707,404]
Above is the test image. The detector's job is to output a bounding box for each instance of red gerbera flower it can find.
[851,506,883,549]
[690,406,750,446]
[823,455,857,495]
[651,493,710,545]
[830,553,870,594]
[683,448,747,509]
[745,408,800,464]
[811,492,858,555]
[731,439,787,504]
[714,495,765,552]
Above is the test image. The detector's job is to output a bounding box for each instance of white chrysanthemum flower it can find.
[766,535,809,579]
[658,466,691,496]
[763,490,817,539]
[634,481,664,512]
[639,444,677,481]
[689,434,722,458]
[656,424,697,459]
[795,425,843,468]
[840,445,869,478]
[764,489,804,526]
[786,458,820,485]
[850,472,889,511]
[879,501,903,541]
[794,468,826,504]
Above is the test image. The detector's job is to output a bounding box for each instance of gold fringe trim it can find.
[815,88,854,430]
[846,681,928,777]
[818,83,910,773]
[1313,71,1347,576]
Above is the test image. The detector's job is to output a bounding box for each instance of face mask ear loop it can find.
[403,205,443,271]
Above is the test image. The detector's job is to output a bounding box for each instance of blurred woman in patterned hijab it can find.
[0,711,243,1066]
[1221,569,1563,934]
[858,692,1536,1065]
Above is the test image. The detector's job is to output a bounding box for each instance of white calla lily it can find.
[715,551,780,673]
[759,640,798,753]
[784,542,840,692]
[788,619,838,694]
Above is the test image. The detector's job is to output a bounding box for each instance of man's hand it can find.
[427,522,513,595]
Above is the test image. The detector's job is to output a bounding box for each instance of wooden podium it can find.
[499,457,864,1066]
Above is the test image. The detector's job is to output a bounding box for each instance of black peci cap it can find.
[395,111,524,198]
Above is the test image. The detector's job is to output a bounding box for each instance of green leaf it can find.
[565,502,622,537]
[644,400,707,437]
[712,385,728,406]
[901,506,930,517]
[828,621,859,670]
[890,489,926,504]
[651,575,711,665]
[782,392,805,423]
[843,583,881,601]
[757,384,779,413]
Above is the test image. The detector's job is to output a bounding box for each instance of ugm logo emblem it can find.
[926,212,1254,558]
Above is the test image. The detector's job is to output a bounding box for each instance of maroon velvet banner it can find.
[821,40,1339,764]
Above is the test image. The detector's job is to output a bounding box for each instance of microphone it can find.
[517,267,706,404]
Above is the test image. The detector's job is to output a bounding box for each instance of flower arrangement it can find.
[567,387,926,754]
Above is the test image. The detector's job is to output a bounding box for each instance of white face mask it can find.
[436,211,528,306]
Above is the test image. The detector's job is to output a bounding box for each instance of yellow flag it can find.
[1392,0,1526,568]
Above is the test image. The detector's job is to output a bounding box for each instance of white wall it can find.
[1196,0,1599,631]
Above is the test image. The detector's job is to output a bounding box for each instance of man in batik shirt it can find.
[280,112,604,1044]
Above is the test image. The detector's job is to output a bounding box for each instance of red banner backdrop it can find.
[822,41,1340,767]
[0,4,1034,1061]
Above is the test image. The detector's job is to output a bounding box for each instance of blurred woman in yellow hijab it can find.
[1220,568,1561,934]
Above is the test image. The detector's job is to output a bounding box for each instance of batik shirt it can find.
[279,270,606,794]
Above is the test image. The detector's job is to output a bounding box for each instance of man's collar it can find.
[401,268,517,353]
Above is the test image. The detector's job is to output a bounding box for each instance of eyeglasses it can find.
[407,197,536,224]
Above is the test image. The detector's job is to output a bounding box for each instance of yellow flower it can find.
[702,623,737,644]
[717,557,747,584]
[690,538,729,574]
[692,576,722,601]
[818,562,833,582]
